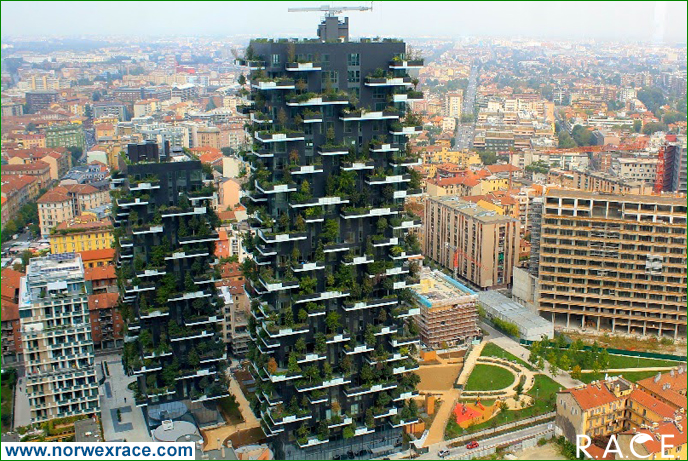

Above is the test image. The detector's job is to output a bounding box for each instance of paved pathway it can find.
[99,358,151,442]
[13,376,31,429]
[200,368,260,451]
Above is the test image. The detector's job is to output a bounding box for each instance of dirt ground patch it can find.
[438,350,466,360]
[225,427,266,448]
[417,363,463,391]
[515,443,565,460]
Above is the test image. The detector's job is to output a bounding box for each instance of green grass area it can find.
[480,343,534,371]
[603,354,683,370]
[578,370,662,384]
[464,364,515,391]
[446,374,562,439]
[218,395,244,425]
[1,369,17,432]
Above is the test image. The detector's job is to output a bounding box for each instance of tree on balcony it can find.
[325,311,341,334]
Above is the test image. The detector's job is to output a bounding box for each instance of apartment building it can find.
[536,189,687,339]
[1,175,40,226]
[49,216,114,254]
[444,92,463,118]
[613,157,659,183]
[45,123,86,150]
[1,161,52,190]
[425,196,520,289]
[1,268,24,364]
[37,185,110,237]
[240,17,423,459]
[196,126,221,150]
[661,136,687,194]
[4,147,72,181]
[25,90,58,113]
[88,292,123,350]
[556,372,686,450]
[547,169,654,195]
[412,268,478,349]
[19,253,99,423]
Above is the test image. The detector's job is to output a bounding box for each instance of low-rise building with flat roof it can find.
[477,290,553,341]
[412,268,479,349]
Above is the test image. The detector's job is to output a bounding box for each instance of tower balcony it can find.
[289,196,349,209]
[372,237,399,247]
[291,261,325,272]
[124,283,156,294]
[132,225,164,235]
[286,62,322,71]
[262,321,309,338]
[341,206,402,219]
[259,277,300,292]
[302,112,323,123]
[235,59,265,69]
[343,297,398,312]
[392,359,420,374]
[389,335,421,347]
[344,381,397,397]
[370,143,400,153]
[391,218,422,230]
[389,157,422,167]
[287,94,349,107]
[390,125,423,136]
[318,145,350,156]
[294,289,350,304]
[179,232,220,245]
[342,255,374,266]
[295,374,352,393]
[341,160,375,171]
[257,228,308,244]
[339,109,400,121]
[250,112,273,124]
[365,174,411,185]
[161,207,207,218]
[289,164,324,175]
[389,59,424,69]
[169,329,215,342]
[117,197,148,208]
[255,180,297,194]
[251,79,295,90]
[129,181,160,192]
[392,90,424,103]
[255,131,305,143]
[365,76,413,87]
[164,249,210,260]
[167,290,212,302]
[389,418,420,428]
[297,437,329,448]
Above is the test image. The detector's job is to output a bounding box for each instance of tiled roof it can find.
[79,248,116,262]
[84,265,116,282]
[564,383,619,410]
[88,292,119,311]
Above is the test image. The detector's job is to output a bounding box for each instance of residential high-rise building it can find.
[25,90,58,113]
[424,196,520,289]
[536,189,687,339]
[661,136,687,194]
[444,91,463,119]
[19,253,100,423]
[239,15,424,460]
[112,142,228,430]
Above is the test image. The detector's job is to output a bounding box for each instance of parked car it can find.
[438,449,450,458]
[466,441,479,449]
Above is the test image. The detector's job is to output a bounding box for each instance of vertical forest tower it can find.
[240,15,425,460]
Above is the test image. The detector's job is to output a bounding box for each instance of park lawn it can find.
[448,374,562,438]
[603,354,684,370]
[464,364,515,391]
[1,382,13,432]
[480,343,534,371]
[578,370,663,384]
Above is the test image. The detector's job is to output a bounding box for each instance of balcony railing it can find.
[365,174,411,185]
[289,196,349,209]
[389,59,424,69]
[365,76,413,87]
[251,79,296,90]
[285,62,322,71]
[254,131,305,143]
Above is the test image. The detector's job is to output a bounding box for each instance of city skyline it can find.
[1,1,687,43]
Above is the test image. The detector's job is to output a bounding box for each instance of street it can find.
[455,65,479,150]
[420,422,554,460]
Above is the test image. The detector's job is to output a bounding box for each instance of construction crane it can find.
[288,3,373,17]
[444,242,488,280]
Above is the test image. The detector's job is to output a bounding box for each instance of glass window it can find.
[347,70,360,83]
[271,54,280,66]
[321,54,330,68]
[347,53,360,66]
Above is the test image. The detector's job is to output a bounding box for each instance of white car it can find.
[438,449,450,458]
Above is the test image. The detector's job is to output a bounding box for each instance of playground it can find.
[452,399,497,428]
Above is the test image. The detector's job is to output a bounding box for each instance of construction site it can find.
[412,267,480,349]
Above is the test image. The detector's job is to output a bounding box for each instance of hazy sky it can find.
[1,1,686,43]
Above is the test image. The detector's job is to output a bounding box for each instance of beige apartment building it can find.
[425,196,520,289]
[444,91,463,118]
[37,185,110,237]
[19,254,99,423]
[536,189,687,339]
